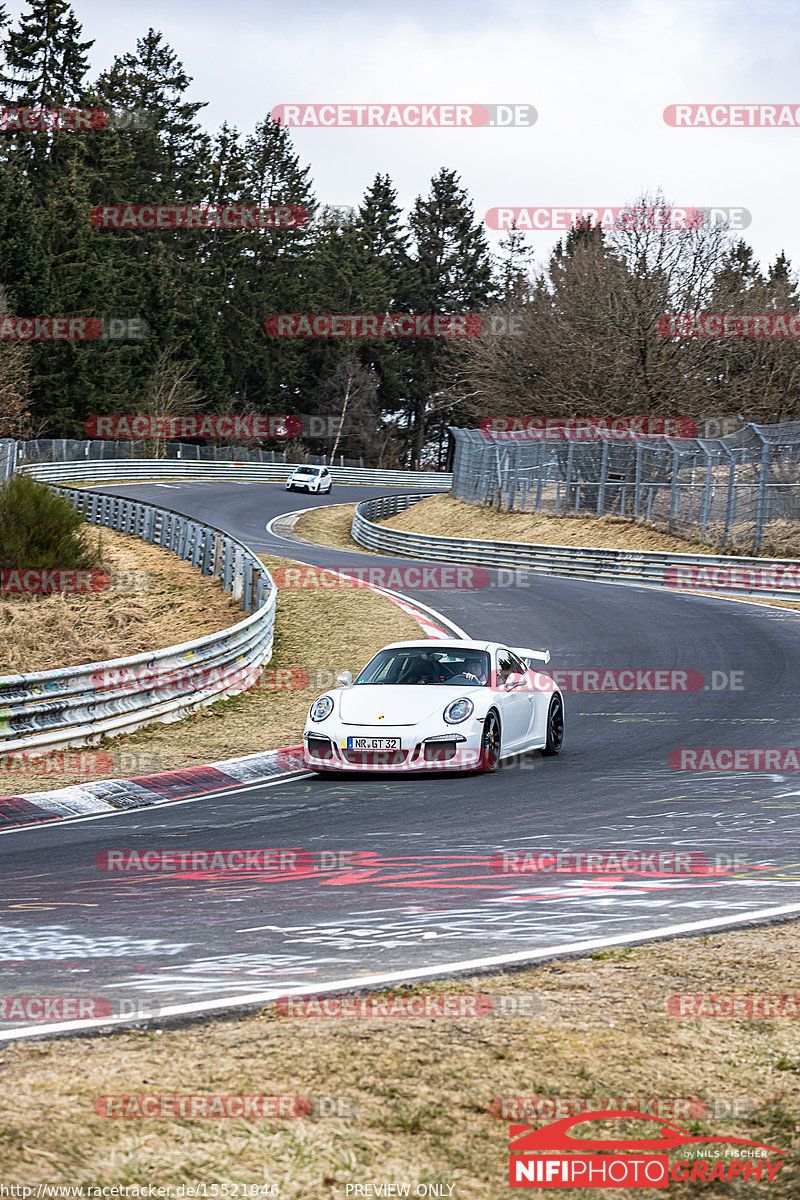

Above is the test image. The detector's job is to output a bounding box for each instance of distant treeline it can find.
[0,2,797,466]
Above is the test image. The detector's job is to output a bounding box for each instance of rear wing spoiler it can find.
[512,646,551,666]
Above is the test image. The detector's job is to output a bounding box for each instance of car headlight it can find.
[443,697,473,724]
[310,695,334,722]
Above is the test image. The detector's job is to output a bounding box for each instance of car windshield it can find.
[355,647,491,686]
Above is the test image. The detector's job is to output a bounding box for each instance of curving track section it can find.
[2,480,800,1038]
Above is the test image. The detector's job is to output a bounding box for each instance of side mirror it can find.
[336,670,353,688]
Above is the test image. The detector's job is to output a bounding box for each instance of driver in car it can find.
[461,656,488,685]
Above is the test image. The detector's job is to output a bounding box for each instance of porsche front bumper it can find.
[303,725,481,772]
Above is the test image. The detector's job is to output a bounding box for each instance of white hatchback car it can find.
[285,466,333,494]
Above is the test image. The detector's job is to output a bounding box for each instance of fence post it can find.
[596,440,610,516]
[753,430,770,552]
[563,442,575,515]
[535,442,545,512]
[668,446,681,531]
[633,442,643,518]
[700,449,714,540]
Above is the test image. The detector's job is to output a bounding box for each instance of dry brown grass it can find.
[0,527,241,676]
[0,552,422,794]
[295,498,800,614]
[0,922,798,1196]
[294,502,367,553]
[381,495,718,554]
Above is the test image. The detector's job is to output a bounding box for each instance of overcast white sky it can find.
[7,0,800,272]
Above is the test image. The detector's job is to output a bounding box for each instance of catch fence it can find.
[449,422,800,553]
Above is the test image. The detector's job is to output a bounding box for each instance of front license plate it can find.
[346,737,400,750]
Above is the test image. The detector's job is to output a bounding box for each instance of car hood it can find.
[339,684,481,726]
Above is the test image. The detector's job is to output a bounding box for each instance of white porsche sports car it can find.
[303,639,564,773]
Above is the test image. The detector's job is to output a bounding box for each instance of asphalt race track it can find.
[3,480,800,1035]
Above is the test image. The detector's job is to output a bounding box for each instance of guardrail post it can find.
[222,541,233,591]
[201,529,213,575]
[232,547,244,603]
[191,523,203,568]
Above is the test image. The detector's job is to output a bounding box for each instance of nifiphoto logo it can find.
[507,1109,785,1187]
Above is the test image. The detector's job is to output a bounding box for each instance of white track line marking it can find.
[5,902,800,1041]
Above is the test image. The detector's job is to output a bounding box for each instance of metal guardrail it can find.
[21,459,453,489]
[351,494,800,602]
[0,488,277,755]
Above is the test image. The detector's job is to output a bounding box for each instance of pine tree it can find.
[405,168,493,466]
